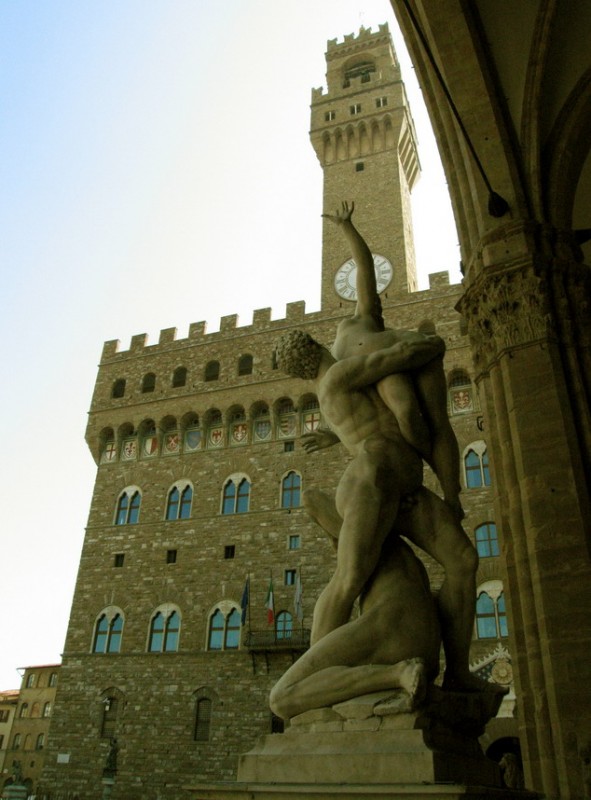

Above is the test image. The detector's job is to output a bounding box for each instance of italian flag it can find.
[265,577,275,625]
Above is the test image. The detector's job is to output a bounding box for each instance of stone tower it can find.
[39,25,513,800]
[310,24,420,311]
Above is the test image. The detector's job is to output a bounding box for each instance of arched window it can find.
[101,694,120,739]
[206,409,224,448]
[93,610,124,654]
[476,581,508,639]
[475,522,499,557]
[276,611,293,640]
[281,472,301,508]
[43,702,52,718]
[238,354,253,376]
[49,672,57,687]
[26,673,35,688]
[463,442,491,488]
[148,608,180,652]
[207,606,241,650]
[221,476,250,514]
[31,702,41,718]
[449,370,473,414]
[194,697,212,742]
[115,488,141,525]
[13,733,21,749]
[112,378,126,399]
[141,372,156,393]
[205,360,220,381]
[172,366,187,388]
[36,733,45,750]
[166,483,193,520]
[19,703,28,718]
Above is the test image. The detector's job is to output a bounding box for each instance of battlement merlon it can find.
[325,24,392,53]
[98,301,315,363]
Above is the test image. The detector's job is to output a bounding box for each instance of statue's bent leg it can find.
[311,451,401,645]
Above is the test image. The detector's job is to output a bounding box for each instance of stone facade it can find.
[2,667,59,797]
[41,25,514,800]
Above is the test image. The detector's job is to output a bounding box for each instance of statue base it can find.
[187,688,537,799]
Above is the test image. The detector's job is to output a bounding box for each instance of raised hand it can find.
[322,200,354,226]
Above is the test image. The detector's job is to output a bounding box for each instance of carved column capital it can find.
[457,262,552,376]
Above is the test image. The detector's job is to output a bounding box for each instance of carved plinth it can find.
[187,689,538,800]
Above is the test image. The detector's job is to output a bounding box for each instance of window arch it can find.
[276,611,293,640]
[13,733,21,749]
[141,372,156,393]
[49,671,57,687]
[111,378,126,399]
[36,733,45,750]
[165,481,193,520]
[100,689,124,739]
[172,366,187,388]
[463,441,491,488]
[204,360,220,381]
[115,487,141,525]
[43,702,52,718]
[19,703,28,718]
[449,369,473,414]
[92,608,124,654]
[476,581,508,639]
[26,673,35,688]
[475,522,499,557]
[194,695,213,742]
[207,604,241,650]
[281,471,301,508]
[148,606,181,652]
[31,702,41,718]
[221,474,250,514]
[238,354,253,376]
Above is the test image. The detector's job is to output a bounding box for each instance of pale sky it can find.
[0,1,459,690]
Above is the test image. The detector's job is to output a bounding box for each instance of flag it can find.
[265,576,275,625]
[240,576,250,626]
[294,572,303,623]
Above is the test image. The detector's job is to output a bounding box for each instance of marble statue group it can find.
[271,203,505,720]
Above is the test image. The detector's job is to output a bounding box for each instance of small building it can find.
[3,666,59,797]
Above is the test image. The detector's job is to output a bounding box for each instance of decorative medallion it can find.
[231,423,248,444]
[184,428,201,451]
[121,439,137,460]
[208,427,224,448]
[254,420,271,441]
[303,410,321,432]
[142,435,158,457]
[163,432,180,454]
[278,415,296,438]
[102,442,117,463]
[451,389,473,414]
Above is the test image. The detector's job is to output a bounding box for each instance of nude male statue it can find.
[270,533,440,720]
[275,330,495,694]
[312,201,463,520]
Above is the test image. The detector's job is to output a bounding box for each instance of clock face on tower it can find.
[334,254,393,301]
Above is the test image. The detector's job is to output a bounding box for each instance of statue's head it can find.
[274,330,323,380]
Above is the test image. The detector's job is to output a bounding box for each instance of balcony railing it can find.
[244,628,310,652]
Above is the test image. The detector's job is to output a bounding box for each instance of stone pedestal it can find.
[187,688,537,800]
